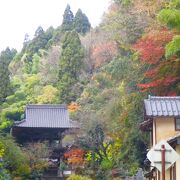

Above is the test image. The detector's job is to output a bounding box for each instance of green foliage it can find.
[102,0,147,51]
[155,0,180,95]
[59,31,84,79]
[36,85,59,104]
[1,107,24,122]
[74,9,91,34]
[76,39,146,176]
[6,91,26,105]
[0,133,30,178]
[0,163,11,180]
[62,4,74,31]
[0,142,4,159]
[173,0,180,8]
[0,74,42,130]
[77,123,115,179]
[67,174,92,180]
[165,35,180,58]
[21,26,54,74]
[31,54,40,74]
[158,9,180,30]
[0,48,17,103]
[0,1,175,178]
[0,47,17,64]
[0,142,11,180]
[100,159,113,170]
[22,74,41,103]
[114,0,131,6]
[23,142,50,178]
[0,62,11,103]
[158,0,180,30]
[58,31,84,103]
[28,26,53,53]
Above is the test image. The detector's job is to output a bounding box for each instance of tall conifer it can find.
[0,48,16,103]
[74,9,91,34]
[62,4,74,31]
[58,31,84,103]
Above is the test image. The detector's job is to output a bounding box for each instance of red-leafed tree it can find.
[64,148,85,166]
[133,29,180,95]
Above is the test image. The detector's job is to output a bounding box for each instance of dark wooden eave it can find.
[12,127,68,142]
[167,134,180,147]
[140,118,153,131]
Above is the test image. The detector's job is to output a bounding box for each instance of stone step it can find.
[44,168,58,176]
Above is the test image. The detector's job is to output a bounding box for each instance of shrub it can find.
[67,174,92,180]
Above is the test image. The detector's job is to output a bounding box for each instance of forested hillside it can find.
[0,0,180,179]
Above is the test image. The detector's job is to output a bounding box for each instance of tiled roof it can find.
[15,104,79,128]
[144,96,180,117]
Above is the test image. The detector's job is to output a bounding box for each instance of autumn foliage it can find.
[133,29,180,95]
[133,29,173,64]
[64,148,85,165]
[91,41,118,68]
[68,102,80,112]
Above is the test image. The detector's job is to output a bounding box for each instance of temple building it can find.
[12,104,79,179]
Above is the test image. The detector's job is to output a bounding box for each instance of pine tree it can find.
[58,31,84,103]
[0,47,17,103]
[34,26,44,37]
[74,9,91,34]
[62,4,74,31]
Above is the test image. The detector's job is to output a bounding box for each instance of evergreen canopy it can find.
[62,4,74,31]
[74,9,91,34]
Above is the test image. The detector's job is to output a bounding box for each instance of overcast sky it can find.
[0,0,110,52]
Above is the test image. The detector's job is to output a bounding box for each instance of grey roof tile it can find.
[144,96,180,117]
[15,104,79,128]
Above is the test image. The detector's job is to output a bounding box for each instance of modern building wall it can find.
[154,118,179,144]
[152,118,180,180]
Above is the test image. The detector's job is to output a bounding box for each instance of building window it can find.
[175,118,180,130]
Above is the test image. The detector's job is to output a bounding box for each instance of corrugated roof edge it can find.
[147,95,180,100]
[26,104,67,109]
[144,95,180,118]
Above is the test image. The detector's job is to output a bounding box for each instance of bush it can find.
[67,174,92,180]
[101,159,113,170]
[0,133,30,178]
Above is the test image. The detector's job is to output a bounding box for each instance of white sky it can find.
[0,0,110,52]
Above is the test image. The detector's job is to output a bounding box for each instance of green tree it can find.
[34,26,44,37]
[157,0,180,57]
[0,48,17,103]
[58,31,84,103]
[22,26,54,73]
[23,142,50,179]
[74,9,91,34]
[36,85,59,104]
[31,53,40,74]
[0,133,30,178]
[62,4,74,31]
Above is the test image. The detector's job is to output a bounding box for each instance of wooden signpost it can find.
[161,144,166,180]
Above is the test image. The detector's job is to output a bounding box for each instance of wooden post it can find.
[161,144,165,180]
